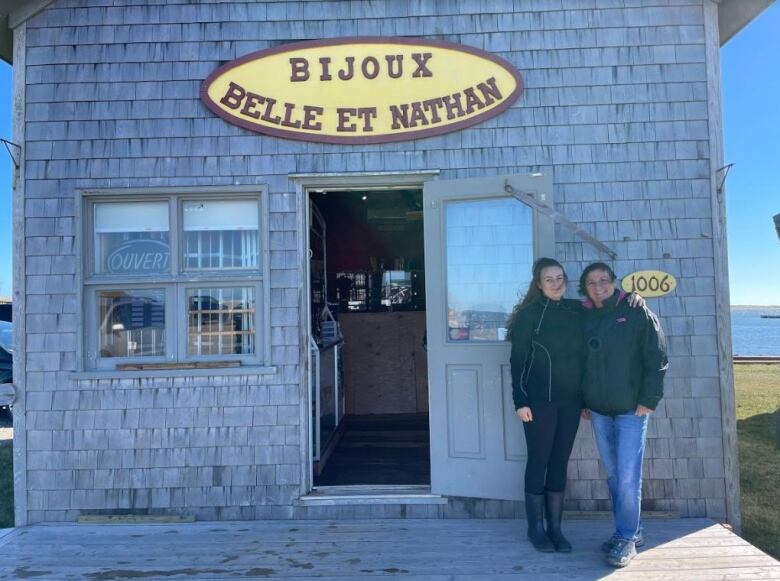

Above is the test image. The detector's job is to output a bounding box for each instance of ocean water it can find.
[731,306,780,356]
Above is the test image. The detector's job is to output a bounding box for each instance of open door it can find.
[424,174,554,500]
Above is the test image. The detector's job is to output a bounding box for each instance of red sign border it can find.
[200,36,525,145]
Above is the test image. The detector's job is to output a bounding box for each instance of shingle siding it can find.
[17,0,727,522]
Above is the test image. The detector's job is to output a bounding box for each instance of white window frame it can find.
[79,186,269,371]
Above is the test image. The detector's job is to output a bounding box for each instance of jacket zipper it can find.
[521,344,536,401]
[532,299,553,402]
[532,340,553,402]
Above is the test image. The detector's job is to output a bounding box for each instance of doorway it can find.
[308,188,430,487]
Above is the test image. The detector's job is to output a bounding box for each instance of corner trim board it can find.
[704,0,742,532]
[11,21,28,527]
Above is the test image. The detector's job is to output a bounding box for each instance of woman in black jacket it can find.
[507,258,584,553]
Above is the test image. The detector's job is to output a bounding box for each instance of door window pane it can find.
[187,287,256,356]
[94,202,170,275]
[182,200,259,270]
[98,289,166,358]
[446,198,533,342]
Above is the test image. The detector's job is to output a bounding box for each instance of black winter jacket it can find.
[509,297,584,409]
[581,290,668,415]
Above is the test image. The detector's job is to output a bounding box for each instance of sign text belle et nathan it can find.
[200,37,524,144]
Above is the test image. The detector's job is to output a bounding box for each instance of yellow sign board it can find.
[201,37,524,144]
[621,270,677,298]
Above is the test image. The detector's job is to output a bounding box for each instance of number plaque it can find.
[621,270,677,298]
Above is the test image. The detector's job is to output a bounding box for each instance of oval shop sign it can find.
[621,270,677,298]
[200,37,524,144]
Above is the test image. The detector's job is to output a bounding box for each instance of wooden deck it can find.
[0,518,778,580]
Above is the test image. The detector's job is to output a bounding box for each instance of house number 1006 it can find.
[621,270,677,298]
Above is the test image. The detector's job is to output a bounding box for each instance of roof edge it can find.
[0,0,55,63]
[0,0,776,64]
[0,16,10,64]
[718,0,775,46]
[7,0,54,29]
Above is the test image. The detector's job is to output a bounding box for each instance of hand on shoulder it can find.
[627,292,645,309]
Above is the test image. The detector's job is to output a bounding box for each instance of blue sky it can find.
[0,6,778,305]
[721,2,780,306]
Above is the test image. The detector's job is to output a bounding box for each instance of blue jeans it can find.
[591,410,649,543]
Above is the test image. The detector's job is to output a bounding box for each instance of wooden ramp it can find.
[0,518,777,580]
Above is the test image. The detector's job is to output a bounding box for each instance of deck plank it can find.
[0,518,776,580]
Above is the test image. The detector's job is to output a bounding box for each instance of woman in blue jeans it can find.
[579,262,669,568]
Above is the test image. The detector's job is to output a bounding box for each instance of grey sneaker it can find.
[606,539,637,568]
[601,529,644,553]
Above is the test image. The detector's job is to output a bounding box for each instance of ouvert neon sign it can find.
[201,37,524,144]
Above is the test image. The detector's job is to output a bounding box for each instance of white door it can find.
[424,174,554,500]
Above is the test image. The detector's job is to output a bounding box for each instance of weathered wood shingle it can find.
[15,0,731,523]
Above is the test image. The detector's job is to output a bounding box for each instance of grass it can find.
[734,364,780,560]
[0,442,12,528]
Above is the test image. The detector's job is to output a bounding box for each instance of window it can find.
[94,202,170,275]
[186,286,256,356]
[83,192,265,370]
[182,200,259,270]
[98,289,166,358]
[445,197,533,342]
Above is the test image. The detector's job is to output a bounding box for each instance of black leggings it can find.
[522,400,581,494]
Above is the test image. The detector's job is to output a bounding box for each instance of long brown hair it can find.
[505,257,567,340]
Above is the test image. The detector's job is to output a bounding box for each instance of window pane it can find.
[98,289,166,358]
[94,202,170,275]
[182,200,259,270]
[446,198,533,342]
[187,287,256,356]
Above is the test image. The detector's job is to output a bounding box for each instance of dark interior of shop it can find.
[309,189,430,486]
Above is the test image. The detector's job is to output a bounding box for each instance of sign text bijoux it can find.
[201,38,524,144]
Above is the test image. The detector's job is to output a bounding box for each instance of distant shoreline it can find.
[732,306,780,356]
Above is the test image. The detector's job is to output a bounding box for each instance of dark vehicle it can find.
[0,321,12,420]
[0,302,10,323]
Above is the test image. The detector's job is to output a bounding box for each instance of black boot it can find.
[525,492,554,552]
[545,490,572,552]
